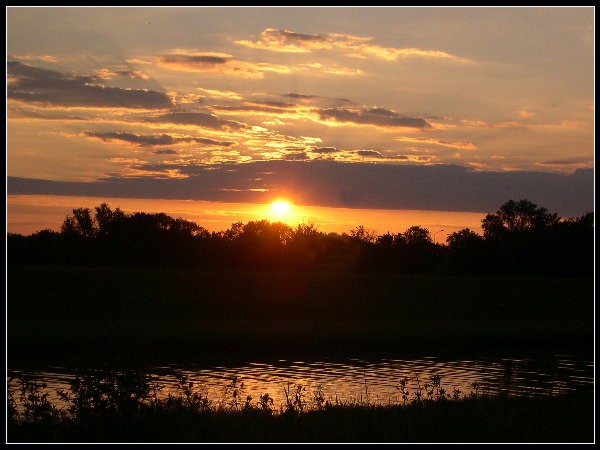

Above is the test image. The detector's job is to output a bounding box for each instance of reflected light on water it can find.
[8,355,593,413]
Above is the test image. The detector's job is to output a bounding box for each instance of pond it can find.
[8,353,593,412]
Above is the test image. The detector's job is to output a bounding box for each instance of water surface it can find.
[8,354,593,411]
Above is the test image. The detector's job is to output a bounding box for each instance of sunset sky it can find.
[6,6,594,237]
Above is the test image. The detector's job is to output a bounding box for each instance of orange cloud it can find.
[318,65,364,76]
[559,120,588,129]
[516,109,536,119]
[157,50,363,78]
[460,119,524,129]
[304,146,435,164]
[126,58,153,65]
[214,99,301,114]
[197,88,244,100]
[11,54,61,63]
[157,51,266,79]
[235,28,331,53]
[395,136,478,150]
[236,28,468,62]
[94,68,150,80]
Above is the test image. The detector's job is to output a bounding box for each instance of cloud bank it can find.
[82,131,236,148]
[8,161,593,218]
[319,107,431,129]
[7,61,172,109]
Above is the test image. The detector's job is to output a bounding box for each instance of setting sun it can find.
[271,200,291,217]
[5,7,594,444]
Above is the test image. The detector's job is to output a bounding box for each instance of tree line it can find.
[7,199,593,277]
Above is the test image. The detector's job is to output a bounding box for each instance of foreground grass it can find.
[8,392,593,443]
[8,266,593,364]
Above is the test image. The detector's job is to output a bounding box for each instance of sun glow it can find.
[7,194,486,237]
[271,200,291,217]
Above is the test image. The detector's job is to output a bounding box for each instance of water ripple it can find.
[8,354,593,411]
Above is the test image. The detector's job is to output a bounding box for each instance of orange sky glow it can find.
[7,195,485,240]
[6,7,594,236]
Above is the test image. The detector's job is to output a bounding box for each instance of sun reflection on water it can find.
[8,355,593,414]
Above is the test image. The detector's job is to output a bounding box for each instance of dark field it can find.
[8,265,593,366]
[7,266,595,444]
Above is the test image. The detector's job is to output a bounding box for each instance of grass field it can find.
[8,389,594,443]
[7,265,593,365]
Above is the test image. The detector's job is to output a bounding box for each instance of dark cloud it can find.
[83,130,236,147]
[94,69,150,80]
[269,29,328,43]
[283,92,317,100]
[355,150,385,158]
[160,54,229,65]
[312,147,338,154]
[153,112,245,130]
[7,61,172,109]
[115,70,148,80]
[319,107,431,129]
[251,100,296,108]
[282,152,309,161]
[7,162,593,218]
[84,131,175,147]
[214,100,297,114]
[153,149,178,155]
[157,53,266,78]
[366,107,398,116]
[539,159,585,166]
[353,150,422,161]
[191,137,237,147]
[216,105,289,114]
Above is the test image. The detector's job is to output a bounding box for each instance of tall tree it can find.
[60,207,97,238]
[94,203,127,236]
[481,199,559,239]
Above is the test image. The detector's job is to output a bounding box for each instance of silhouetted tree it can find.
[482,199,559,239]
[349,225,377,244]
[399,226,441,273]
[286,223,327,269]
[226,220,294,268]
[402,226,431,245]
[370,232,402,271]
[8,230,65,265]
[94,203,126,236]
[61,208,97,238]
[8,200,593,278]
[376,232,394,248]
[542,211,594,276]
[444,228,486,274]
[7,233,28,264]
[446,228,483,251]
[223,222,244,241]
[347,225,378,270]
[479,199,587,276]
